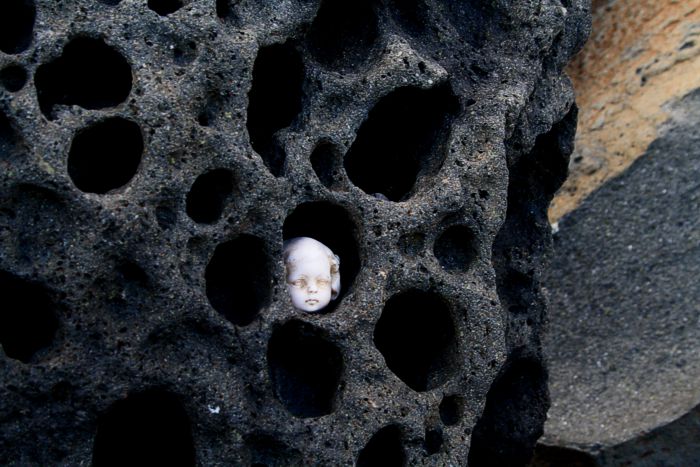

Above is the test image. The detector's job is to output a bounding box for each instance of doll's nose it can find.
[307,283,318,293]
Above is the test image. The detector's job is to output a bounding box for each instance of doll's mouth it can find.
[305,299,319,305]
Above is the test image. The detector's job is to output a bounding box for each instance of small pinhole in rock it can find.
[173,40,197,66]
[0,65,28,92]
[34,37,132,119]
[155,205,177,230]
[267,320,343,418]
[68,117,143,194]
[310,141,343,190]
[92,390,195,466]
[247,42,304,177]
[398,232,425,257]
[148,0,183,16]
[205,235,271,326]
[433,224,477,272]
[282,202,360,313]
[0,0,36,55]
[98,0,122,4]
[186,169,234,224]
[357,425,406,467]
[0,270,59,363]
[374,290,458,391]
[439,394,464,426]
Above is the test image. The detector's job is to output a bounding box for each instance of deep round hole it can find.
[0,0,35,55]
[0,110,21,160]
[468,356,548,466]
[306,0,379,71]
[267,320,343,418]
[344,84,459,201]
[357,425,406,467]
[0,270,58,363]
[439,394,464,426]
[148,0,184,16]
[205,235,271,326]
[186,169,234,224]
[67,117,143,194]
[433,224,477,272]
[247,42,304,177]
[282,201,360,313]
[424,427,443,455]
[310,142,343,190]
[92,390,195,466]
[34,37,132,119]
[0,64,28,92]
[374,290,458,391]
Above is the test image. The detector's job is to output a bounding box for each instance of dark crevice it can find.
[344,84,459,201]
[0,0,35,55]
[357,425,406,467]
[67,117,143,194]
[92,390,196,467]
[186,169,234,224]
[148,0,184,16]
[282,202,360,313]
[373,289,458,391]
[530,444,597,467]
[0,271,58,363]
[433,224,477,272]
[310,141,344,191]
[205,235,271,326]
[439,394,464,426]
[34,37,132,119]
[468,353,549,467]
[247,42,304,177]
[0,109,22,161]
[306,0,380,71]
[387,0,431,39]
[267,320,343,418]
[437,0,503,50]
[0,64,28,92]
[424,427,443,455]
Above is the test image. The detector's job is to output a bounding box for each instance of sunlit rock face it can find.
[0,0,588,464]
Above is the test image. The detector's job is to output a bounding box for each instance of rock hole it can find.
[155,205,177,230]
[215,0,238,23]
[468,355,548,466]
[282,202,360,313]
[344,84,459,201]
[398,232,425,257]
[148,0,183,16]
[92,390,195,466]
[247,42,304,177]
[34,37,132,119]
[424,427,443,454]
[172,40,197,66]
[0,0,35,54]
[186,169,234,224]
[0,271,58,363]
[373,290,458,391]
[439,394,464,426]
[310,141,344,190]
[98,0,123,5]
[267,320,343,418]
[0,64,28,92]
[67,117,143,194]
[356,424,406,467]
[205,235,271,326]
[433,224,477,272]
[306,0,379,71]
[0,110,21,161]
[387,0,430,39]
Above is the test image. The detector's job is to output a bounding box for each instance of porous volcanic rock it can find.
[0,0,589,464]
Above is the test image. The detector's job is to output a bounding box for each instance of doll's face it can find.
[284,237,340,312]
[286,255,333,312]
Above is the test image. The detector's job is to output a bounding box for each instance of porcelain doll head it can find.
[283,237,340,312]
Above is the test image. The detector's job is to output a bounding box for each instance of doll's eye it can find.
[317,279,330,287]
[292,279,306,287]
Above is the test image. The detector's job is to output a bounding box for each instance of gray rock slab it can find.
[537,88,700,465]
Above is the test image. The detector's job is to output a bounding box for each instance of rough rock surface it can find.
[535,89,700,465]
[0,0,588,464]
[550,0,700,221]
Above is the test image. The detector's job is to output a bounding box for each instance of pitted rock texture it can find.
[0,0,588,464]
